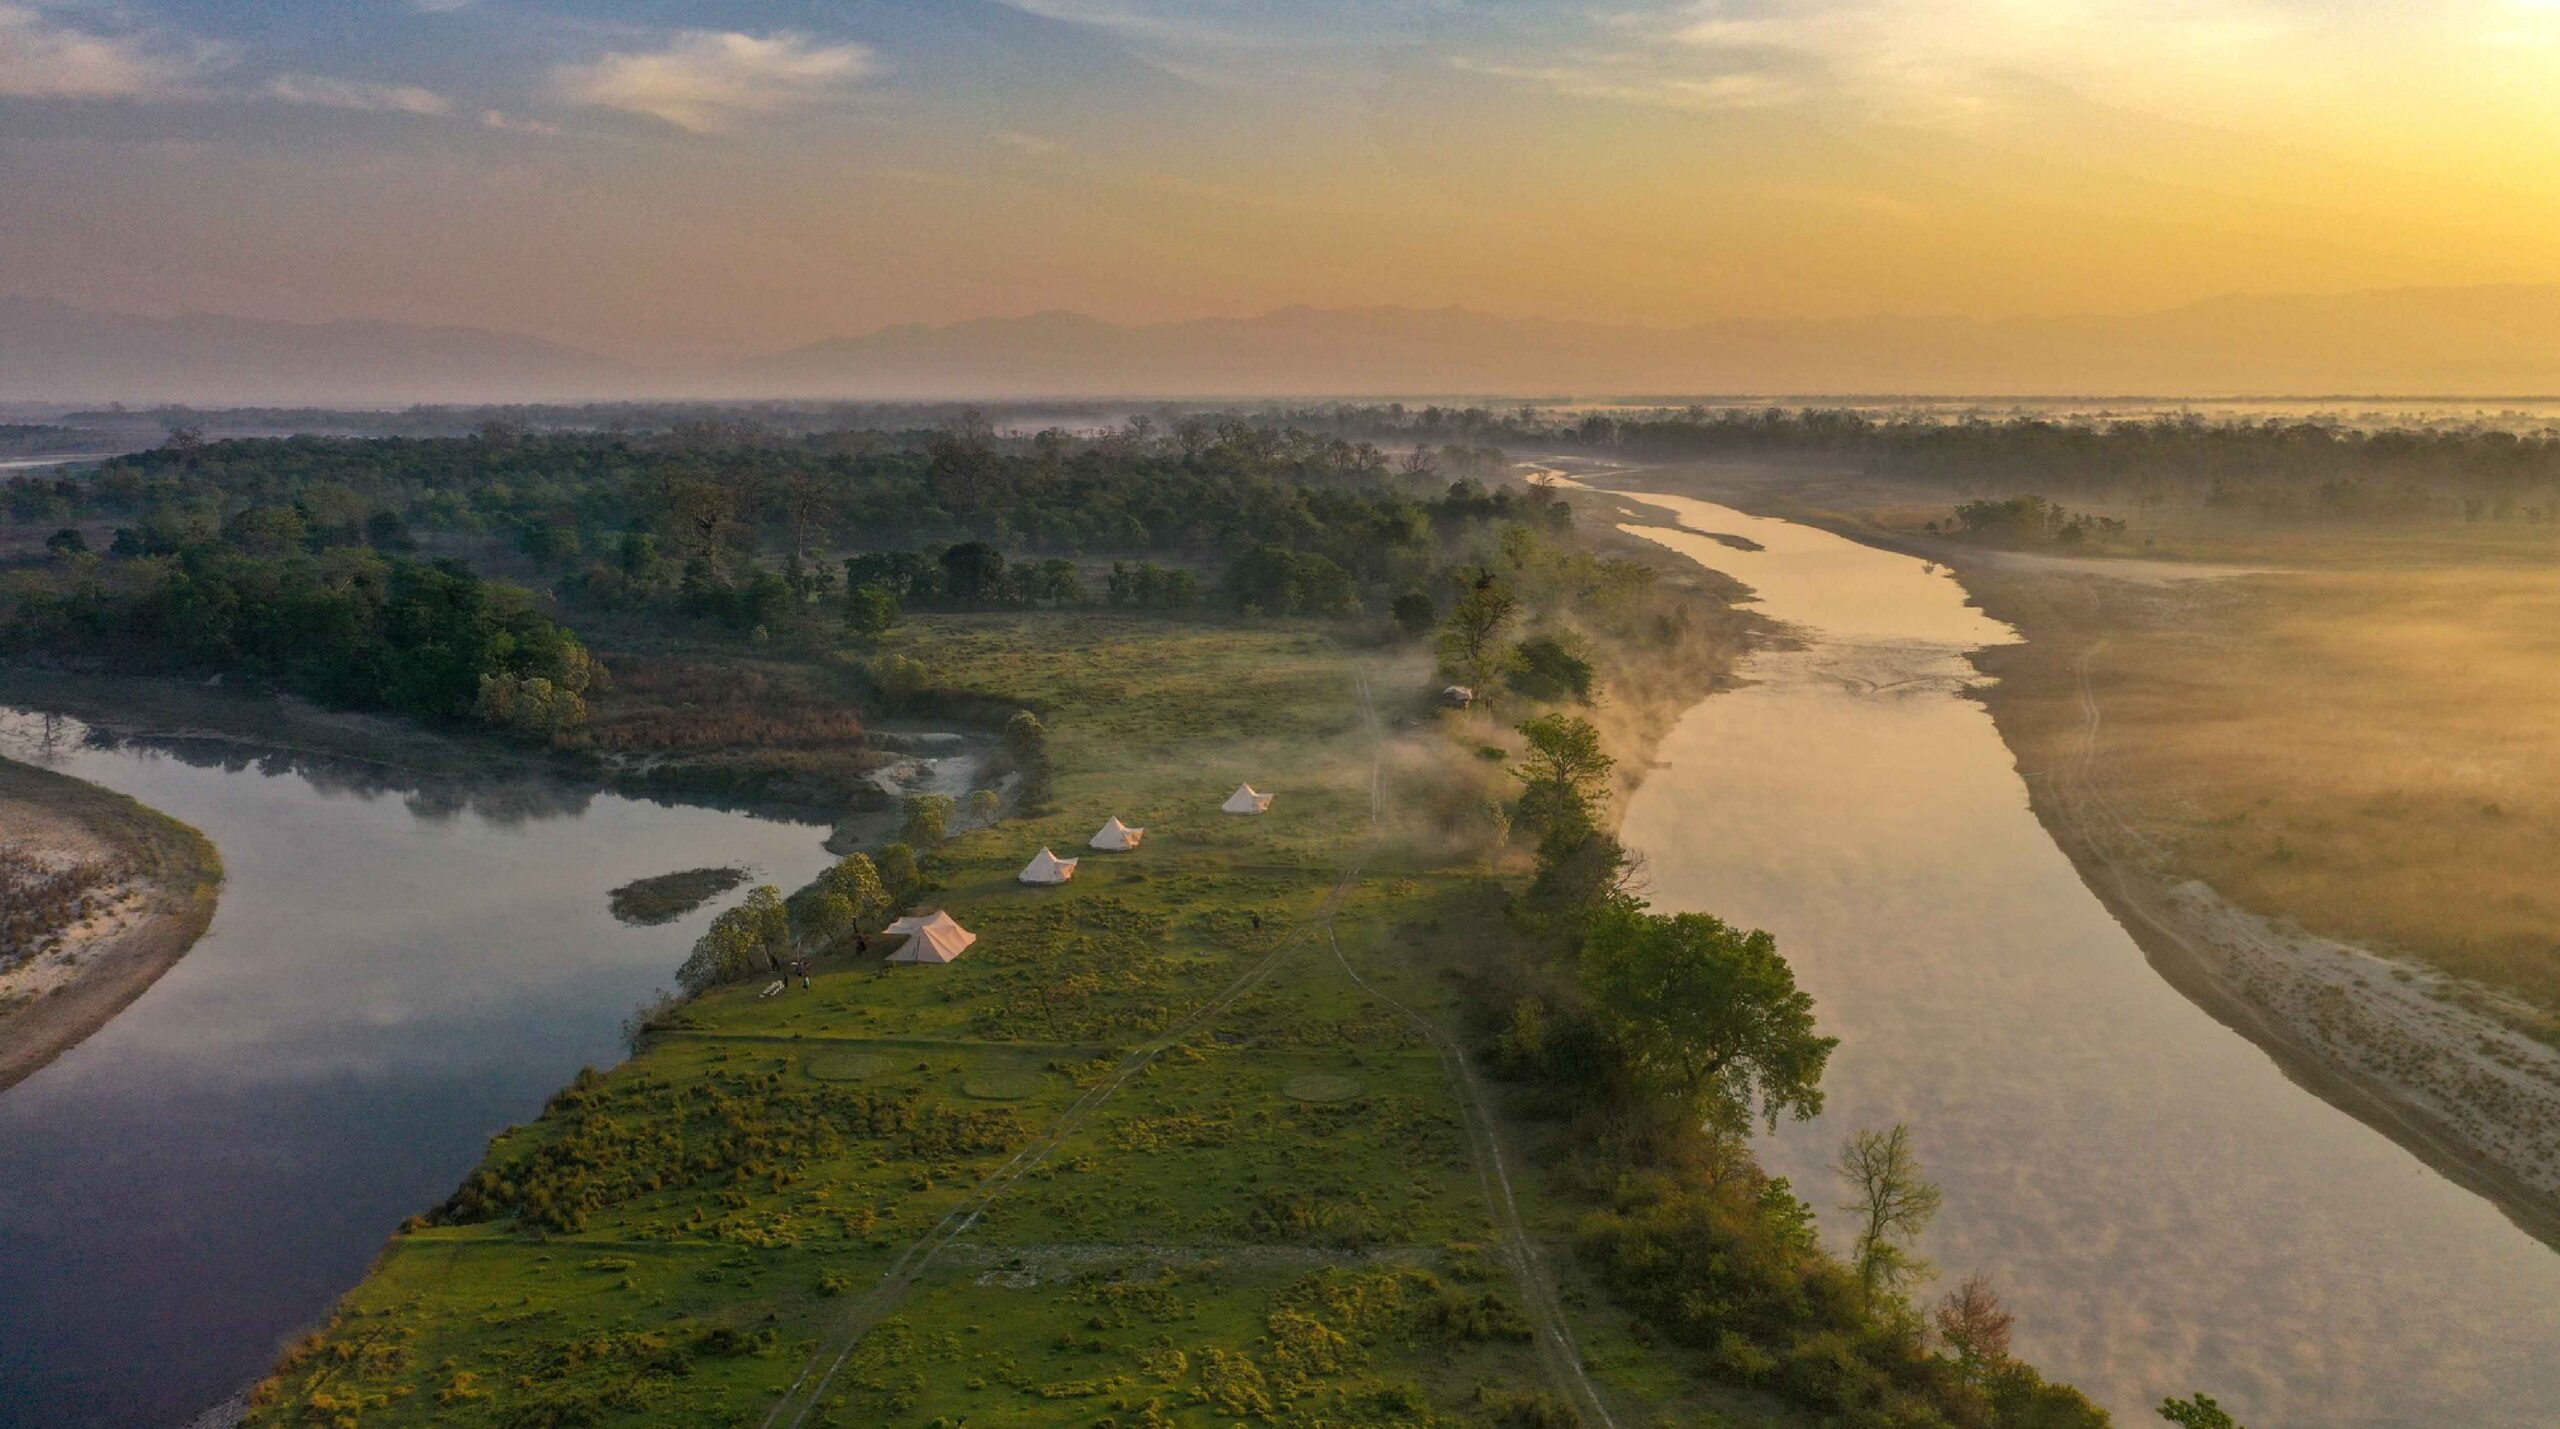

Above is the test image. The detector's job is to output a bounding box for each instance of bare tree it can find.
[1934,1274,2014,1373]
[1836,1123,1941,1303]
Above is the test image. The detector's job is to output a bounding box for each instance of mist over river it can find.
[0,713,834,1428]
[1607,484,2560,1426]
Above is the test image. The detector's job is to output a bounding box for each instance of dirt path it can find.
[1319,672,1621,1429]
[0,754,222,1093]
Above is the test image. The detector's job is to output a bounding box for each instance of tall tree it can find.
[818,853,891,927]
[939,541,1006,607]
[1435,568,1520,694]
[1513,713,1613,842]
[1836,1124,1942,1304]
[903,794,954,848]
[1579,904,1835,1130]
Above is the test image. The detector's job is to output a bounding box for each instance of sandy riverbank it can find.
[1961,576,2560,1252]
[0,753,223,1093]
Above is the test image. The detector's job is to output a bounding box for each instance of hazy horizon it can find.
[9,1,2560,389]
[19,284,2560,406]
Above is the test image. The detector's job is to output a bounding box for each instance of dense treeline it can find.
[3,418,1563,645]
[0,425,111,457]
[1264,402,2560,524]
[0,543,596,731]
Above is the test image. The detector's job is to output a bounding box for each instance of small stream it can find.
[0,711,838,1427]
[1607,485,2560,1426]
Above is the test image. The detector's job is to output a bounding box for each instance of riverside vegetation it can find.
[3,415,2127,1426]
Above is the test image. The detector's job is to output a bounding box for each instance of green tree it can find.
[844,582,900,638]
[799,890,859,945]
[903,793,955,847]
[674,888,789,993]
[2159,1393,2246,1429]
[1391,588,1435,638]
[1436,570,1520,694]
[968,787,1001,824]
[874,841,920,896]
[1513,713,1613,843]
[1579,904,1836,1131]
[1836,1124,1942,1304]
[818,852,891,926]
[1509,632,1597,703]
[738,885,790,969]
[1003,710,1048,764]
[1025,557,1082,605]
[939,541,1007,606]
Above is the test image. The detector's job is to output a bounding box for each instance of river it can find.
[0,712,836,1427]
[1607,486,2560,1426]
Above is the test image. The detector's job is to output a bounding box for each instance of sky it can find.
[5,0,2560,363]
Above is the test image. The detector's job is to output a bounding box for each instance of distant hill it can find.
[741,287,2560,399]
[9,286,2560,404]
[0,298,640,406]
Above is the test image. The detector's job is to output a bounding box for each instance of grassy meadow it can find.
[245,612,1605,1429]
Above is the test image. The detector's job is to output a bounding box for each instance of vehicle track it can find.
[1323,684,1623,1428]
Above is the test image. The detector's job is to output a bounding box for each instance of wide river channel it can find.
[1608,484,2560,1426]
[0,713,835,1427]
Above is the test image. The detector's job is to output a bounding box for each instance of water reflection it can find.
[1609,489,2560,1428]
[0,708,833,1428]
[7,711,605,825]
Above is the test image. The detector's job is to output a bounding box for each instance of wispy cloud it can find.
[266,74,453,116]
[478,108,562,136]
[1438,0,2387,130]
[992,1,1267,51]
[993,128,1064,155]
[1450,54,1806,113]
[0,2,216,100]
[554,30,875,134]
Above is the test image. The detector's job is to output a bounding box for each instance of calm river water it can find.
[0,712,834,1427]
[1611,487,2560,1427]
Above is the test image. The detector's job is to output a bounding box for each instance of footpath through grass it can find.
[248,614,1581,1429]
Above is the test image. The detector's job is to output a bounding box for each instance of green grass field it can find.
[247,614,1622,1428]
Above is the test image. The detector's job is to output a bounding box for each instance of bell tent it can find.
[1019,847,1078,885]
[1222,783,1274,815]
[882,910,978,964]
[1089,816,1144,851]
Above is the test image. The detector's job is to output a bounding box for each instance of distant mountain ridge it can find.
[8,286,2560,404]
[0,297,638,406]
[743,288,2560,398]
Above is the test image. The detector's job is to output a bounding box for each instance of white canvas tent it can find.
[882,909,978,963]
[1019,847,1078,884]
[1089,816,1144,851]
[1222,783,1274,815]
